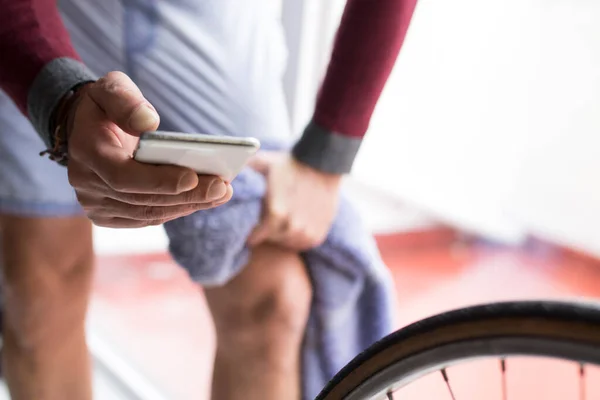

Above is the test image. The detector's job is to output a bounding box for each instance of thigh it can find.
[0,216,93,350]
[0,215,93,290]
[0,215,94,330]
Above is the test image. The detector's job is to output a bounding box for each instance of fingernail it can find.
[207,180,227,200]
[129,103,159,132]
[177,173,198,192]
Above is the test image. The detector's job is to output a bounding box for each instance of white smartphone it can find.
[133,131,260,182]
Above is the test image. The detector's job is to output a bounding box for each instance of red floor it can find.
[89,230,600,399]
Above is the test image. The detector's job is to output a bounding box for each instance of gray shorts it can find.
[0,0,291,216]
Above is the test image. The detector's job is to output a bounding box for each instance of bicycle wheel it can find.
[315,300,600,400]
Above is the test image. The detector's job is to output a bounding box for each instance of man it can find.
[0,0,417,399]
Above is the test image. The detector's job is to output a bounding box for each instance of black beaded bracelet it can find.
[39,81,92,166]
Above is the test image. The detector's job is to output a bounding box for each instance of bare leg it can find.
[204,243,312,400]
[0,215,94,400]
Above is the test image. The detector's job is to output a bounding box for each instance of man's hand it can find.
[66,71,233,228]
[247,152,341,250]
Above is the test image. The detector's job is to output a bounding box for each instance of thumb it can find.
[87,71,159,136]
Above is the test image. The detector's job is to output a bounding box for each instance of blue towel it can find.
[163,151,396,399]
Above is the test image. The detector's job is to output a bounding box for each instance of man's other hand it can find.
[247,152,341,251]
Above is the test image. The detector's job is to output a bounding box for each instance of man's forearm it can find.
[293,0,418,174]
[0,0,95,145]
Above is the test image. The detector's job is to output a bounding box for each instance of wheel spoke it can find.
[579,363,586,400]
[500,358,507,400]
[440,368,456,400]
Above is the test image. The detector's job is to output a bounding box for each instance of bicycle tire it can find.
[315,300,600,400]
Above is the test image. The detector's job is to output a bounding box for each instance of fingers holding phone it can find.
[68,160,232,228]
[64,71,233,228]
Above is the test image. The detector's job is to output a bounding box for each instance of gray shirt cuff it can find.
[27,57,97,148]
[291,120,363,174]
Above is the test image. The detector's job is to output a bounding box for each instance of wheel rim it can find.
[316,301,600,400]
[346,337,600,399]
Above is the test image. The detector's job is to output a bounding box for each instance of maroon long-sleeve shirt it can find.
[0,0,417,173]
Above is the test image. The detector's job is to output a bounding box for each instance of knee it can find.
[1,216,94,348]
[246,264,312,340]
[208,244,312,355]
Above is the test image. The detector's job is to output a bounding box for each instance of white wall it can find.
[509,0,600,256]
[342,0,600,253]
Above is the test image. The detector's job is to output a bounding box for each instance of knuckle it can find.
[269,205,288,221]
[184,188,202,203]
[125,193,165,206]
[145,194,163,205]
[93,76,109,90]
[286,220,302,235]
[310,231,327,247]
[101,71,128,91]
[94,77,117,97]
[95,72,137,103]
[293,231,316,250]
[141,206,159,220]
[132,193,160,206]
